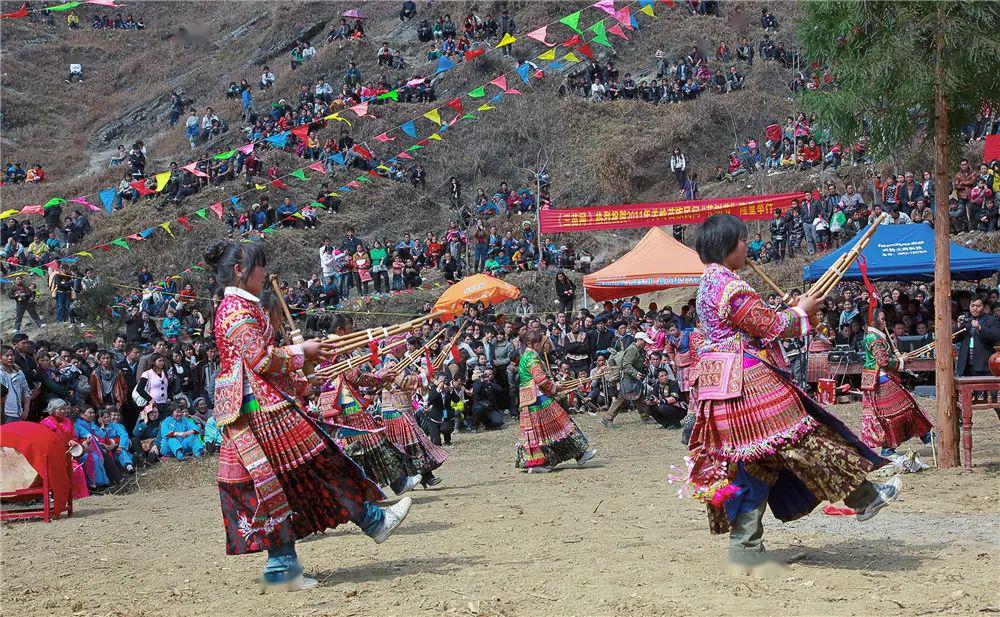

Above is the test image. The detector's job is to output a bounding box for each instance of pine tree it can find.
[797,1,1000,467]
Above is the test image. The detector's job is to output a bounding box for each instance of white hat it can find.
[634,332,654,345]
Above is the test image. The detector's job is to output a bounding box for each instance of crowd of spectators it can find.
[2,162,46,185]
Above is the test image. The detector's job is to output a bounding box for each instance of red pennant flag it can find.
[425,349,435,380]
[562,34,581,47]
[417,139,430,146]
[176,216,193,231]
[534,69,545,79]
[464,48,486,61]
[271,178,290,190]
[291,124,310,142]
[856,255,879,323]
[578,43,594,60]
[95,244,111,252]
[1,4,28,19]
[352,144,373,161]
[369,340,379,366]
[209,201,224,220]
[450,345,461,362]
[130,179,156,196]
[446,98,463,114]
[661,0,676,7]
[489,75,508,91]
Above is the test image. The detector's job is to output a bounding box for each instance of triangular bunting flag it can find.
[71,196,101,213]
[238,142,255,154]
[407,145,422,152]
[154,171,172,192]
[615,6,633,28]
[377,89,399,101]
[130,180,155,196]
[640,3,655,17]
[209,202,224,220]
[477,104,495,111]
[562,33,581,47]
[608,23,628,40]
[230,196,241,209]
[1,4,28,19]
[397,152,413,160]
[182,162,209,177]
[496,32,516,47]
[76,251,93,259]
[428,133,442,141]
[264,132,290,147]
[349,102,369,117]
[271,179,290,190]
[464,48,486,61]
[159,222,174,237]
[462,113,476,119]
[213,149,237,160]
[588,20,612,47]
[435,55,455,74]
[291,125,310,142]
[468,86,486,99]
[330,152,346,166]
[352,144,374,160]
[375,132,395,142]
[111,238,130,251]
[176,216,192,231]
[559,10,582,33]
[562,52,580,63]
[195,208,208,220]
[423,108,441,125]
[446,98,463,114]
[537,47,556,61]
[489,75,508,91]
[48,1,81,11]
[254,183,267,190]
[516,63,531,84]
[308,161,327,173]
[94,244,111,252]
[43,197,66,208]
[526,25,554,46]
[578,43,594,59]
[401,120,417,138]
[290,169,308,181]
[98,188,117,213]
[593,0,616,14]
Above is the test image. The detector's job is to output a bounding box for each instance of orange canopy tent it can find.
[432,273,521,320]
[583,227,704,301]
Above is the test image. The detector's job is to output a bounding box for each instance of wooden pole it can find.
[933,6,958,468]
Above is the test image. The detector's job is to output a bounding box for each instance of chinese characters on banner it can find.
[538,192,803,234]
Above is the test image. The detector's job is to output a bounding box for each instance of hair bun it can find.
[203,241,228,267]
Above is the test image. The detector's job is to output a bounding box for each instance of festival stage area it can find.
[3,404,998,617]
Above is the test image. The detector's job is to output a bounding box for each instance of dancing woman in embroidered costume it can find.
[687,215,901,569]
[515,329,597,472]
[205,240,412,592]
[861,307,934,460]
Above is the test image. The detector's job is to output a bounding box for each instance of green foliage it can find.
[796,0,1000,159]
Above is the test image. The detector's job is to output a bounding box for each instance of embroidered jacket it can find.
[212,288,307,426]
[863,327,903,379]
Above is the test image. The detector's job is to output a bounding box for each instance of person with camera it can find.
[602,332,654,427]
[646,368,687,429]
[470,365,505,431]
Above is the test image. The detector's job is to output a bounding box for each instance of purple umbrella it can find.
[342,9,367,19]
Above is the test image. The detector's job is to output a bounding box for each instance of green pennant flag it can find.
[377,89,399,101]
[310,201,324,209]
[357,176,373,184]
[213,149,237,160]
[462,113,477,119]
[44,197,66,208]
[48,1,81,10]
[560,10,582,33]
[28,267,45,277]
[588,20,612,47]
[467,86,486,99]
[263,227,277,234]
[195,208,208,219]
[111,238,131,251]
[290,169,308,181]
[407,145,423,152]
[192,265,204,271]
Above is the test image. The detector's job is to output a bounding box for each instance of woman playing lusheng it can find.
[515,329,597,472]
[861,306,933,462]
[206,240,411,592]
[687,214,900,571]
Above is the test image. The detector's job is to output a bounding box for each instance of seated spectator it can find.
[158,405,205,460]
[400,0,417,21]
[260,66,276,90]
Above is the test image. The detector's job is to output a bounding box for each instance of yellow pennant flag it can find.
[537,48,556,61]
[154,171,172,192]
[293,212,305,219]
[423,108,441,125]
[76,251,93,259]
[428,133,442,141]
[496,32,516,47]
[324,112,353,126]
[255,183,267,190]
[477,104,495,112]
[376,164,390,171]
[159,221,174,237]
[327,192,340,197]
[639,3,655,17]
[563,52,580,62]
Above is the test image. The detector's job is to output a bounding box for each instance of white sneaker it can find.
[856,476,902,522]
[370,496,412,544]
[397,474,421,494]
[577,449,597,467]
[526,466,552,474]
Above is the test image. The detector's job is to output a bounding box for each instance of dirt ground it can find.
[3,402,999,617]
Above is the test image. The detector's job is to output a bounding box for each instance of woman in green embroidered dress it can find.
[515,329,597,473]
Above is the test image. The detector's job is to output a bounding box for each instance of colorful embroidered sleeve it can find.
[728,288,810,343]
[867,333,900,372]
[524,351,556,396]
[223,308,304,377]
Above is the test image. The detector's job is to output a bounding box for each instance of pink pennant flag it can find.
[406,77,425,87]
[534,69,545,79]
[70,196,101,213]
[375,132,395,142]
[238,142,255,154]
[505,88,522,95]
[526,26,554,46]
[397,152,413,160]
[349,102,369,117]
[128,234,145,242]
[608,23,629,40]
[86,0,118,6]
[347,181,362,189]
[615,6,634,29]
[20,205,44,215]
[209,201,224,220]
[449,115,460,126]
[593,0,616,15]
[182,162,209,178]
[308,161,327,174]
[489,75,508,91]
[45,260,60,271]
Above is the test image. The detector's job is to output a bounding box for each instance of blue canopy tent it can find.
[803,223,1000,282]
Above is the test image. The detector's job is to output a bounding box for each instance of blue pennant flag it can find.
[490,93,504,103]
[98,187,117,213]
[401,120,417,138]
[435,55,455,74]
[139,227,156,238]
[264,131,290,148]
[331,151,346,166]
[230,196,241,210]
[549,60,565,71]
[516,63,531,84]
[339,186,352,193]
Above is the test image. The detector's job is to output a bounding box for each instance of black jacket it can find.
[955,314,1000,376]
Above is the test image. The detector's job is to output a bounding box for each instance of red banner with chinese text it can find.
[539,192,802,234]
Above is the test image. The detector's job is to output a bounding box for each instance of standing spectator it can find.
[1,346,31,424]
[769,208,788,260]
[51,264,75,323]
[669,148,686,189]
[953,158,977,230]
[683,171,699,200]
[555,271,576,313]
[802,191,829,255]
[9,278,44,331]
[498,9,515,56]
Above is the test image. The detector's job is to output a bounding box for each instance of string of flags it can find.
[1,0,121,19]
[1,0,668,287]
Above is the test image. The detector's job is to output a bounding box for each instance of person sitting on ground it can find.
[158,405,205,460]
